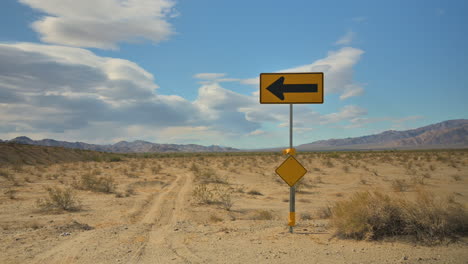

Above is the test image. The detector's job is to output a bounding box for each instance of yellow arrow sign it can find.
[260,72,324,104]
[275,156,307,187]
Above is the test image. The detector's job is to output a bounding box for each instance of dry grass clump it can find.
[451,174,462,181]
[301,212,312,220]
[391,179,410,192]
[247,189,263,196]
[316,205,332,219]
[330,191,468,244]
[74,173,117,193]
[5,188,18,199]
[192,184,234,210]
[36,186,82,212]
[250,209,274,220]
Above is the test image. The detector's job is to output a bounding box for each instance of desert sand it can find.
[1,150,467,263]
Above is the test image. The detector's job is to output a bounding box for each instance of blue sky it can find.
[0,0,467,149]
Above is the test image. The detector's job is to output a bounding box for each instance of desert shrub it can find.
[0,170,18,185]
[125,186,136,196]
[151,164,162,174]
[248,189,263,196]
[210,214,223,222]
[332,191,408,240]
[192,184,215,204]
[317,205,332,219]
[402,191,468,243]
[330,191,468,243]
[5,188,17,199]
[301,212,312,220]
[342,166,350,173]
[190,163,199,173]
[451,175,462,181]
[391,179,409,192]
[214,186,234,211]
[109,156,122,162]
[36,186,81,212]
[192,184,234,210]
[295,178,314,193]
[324,159,334,168]
[198,169,227,184]
[76,173,116,193]
[0,169,10,179]
[250,210,274,220]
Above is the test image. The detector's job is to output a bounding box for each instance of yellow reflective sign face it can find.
[260,72,324,104]
[275,156,307,187]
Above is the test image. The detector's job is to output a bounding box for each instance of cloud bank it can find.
[0,43,369,146]
[19,0,177,49]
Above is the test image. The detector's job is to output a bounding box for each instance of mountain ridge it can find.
[1,119,467,152]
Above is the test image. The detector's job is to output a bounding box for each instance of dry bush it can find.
[402,191,468,243]
[323,159,334,168]
[202,169,228,184]
[192,184,234,210]
[125,186,136,197]
[451,175,462,181]
[151,164,162,174]
[317,205,333,219]
[248,189,263,196]
[192,184,215,204]
[301,212,312,220]
[36,186,81,212]
[0,170,19,185]
[5,188,17,199]
[342,166,350,173]
[391,179,409,192]
[330,191,468,243]
[214,186,234,211]
[359,177,367,185]
[210,214,223,223]
[75,173,117,193]
[250,210,274,220]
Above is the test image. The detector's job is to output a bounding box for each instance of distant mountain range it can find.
[1,119,467,152]
[0,137,239,153]
[296,119,468,151]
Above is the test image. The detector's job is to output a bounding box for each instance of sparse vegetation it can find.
[75,173,117,193]
[250,210,274,220]
[247,189,263,196]
[5,188,17,199]
[391,179,409,192]
[330,191,468,243]
[36,186,81,212]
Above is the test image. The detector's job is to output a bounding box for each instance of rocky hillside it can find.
[297,119,468,151]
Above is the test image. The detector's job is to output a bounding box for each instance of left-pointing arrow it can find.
[266,76,318,100]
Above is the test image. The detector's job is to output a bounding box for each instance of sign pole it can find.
[289,104,295,234]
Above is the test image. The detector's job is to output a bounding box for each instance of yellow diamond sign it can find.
[275,156,307,187]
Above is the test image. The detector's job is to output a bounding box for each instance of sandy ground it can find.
[0,151,467,263]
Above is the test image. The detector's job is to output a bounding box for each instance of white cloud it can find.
[241,47,365,100]
[0,42,372,147]
[392,116,424,123]
[248,129,266,136]
[194,73,227,80]
[335,31,355,45]
[340,84,364,100]
[19,0,177,49]
[320,105,367,125]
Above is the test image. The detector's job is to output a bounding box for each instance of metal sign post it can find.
[259,72,324,234]
[289,104,295,233]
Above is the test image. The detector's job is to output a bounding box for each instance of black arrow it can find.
[266,76,318,100]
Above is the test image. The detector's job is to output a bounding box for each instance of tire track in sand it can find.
[128,169,202,263]
[32,169,199,264]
